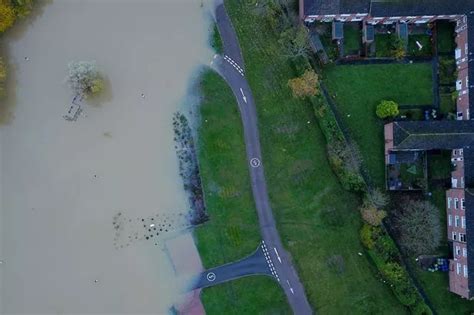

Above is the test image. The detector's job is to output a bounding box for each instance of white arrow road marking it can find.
[286,280,294,294]
[290,288,294,294]
[240,88,247,103]
[273,247,282,263]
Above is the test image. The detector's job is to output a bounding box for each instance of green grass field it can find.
[343,23,361,55]
[323,63,433,187]
[194,1,408,313]
[196,70,291,314]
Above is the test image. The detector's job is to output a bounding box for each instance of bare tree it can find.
[393,199,441,255]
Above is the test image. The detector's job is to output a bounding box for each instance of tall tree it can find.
[67,61,104,97]
[392,199,441,255]
[278,25,310,59]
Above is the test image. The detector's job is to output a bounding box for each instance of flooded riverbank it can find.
[0,0,213,313]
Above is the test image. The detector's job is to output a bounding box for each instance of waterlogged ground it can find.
[0,0,212,313]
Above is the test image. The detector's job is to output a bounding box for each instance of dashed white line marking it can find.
[286,280,294,294]
[262,241,280,282]
[273,248,282,263]
[224,55,244,76]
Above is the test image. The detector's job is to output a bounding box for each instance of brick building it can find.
[301,0,474,299]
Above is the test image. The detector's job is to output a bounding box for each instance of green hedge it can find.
[311,93,365,192]
[362,224,432,314]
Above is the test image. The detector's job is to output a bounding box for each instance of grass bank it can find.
[195,70,290,314]
[323,63,433,187]
[214,1,407,313]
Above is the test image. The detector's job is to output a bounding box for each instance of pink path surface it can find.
[166,233,205,315]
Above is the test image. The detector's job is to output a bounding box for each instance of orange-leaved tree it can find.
[288,69,319,99]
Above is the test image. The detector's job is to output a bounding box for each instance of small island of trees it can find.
[67,61,105,98]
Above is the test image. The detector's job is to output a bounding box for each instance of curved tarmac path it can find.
[205,3,313,314]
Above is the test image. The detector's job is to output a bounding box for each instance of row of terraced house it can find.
[300,0,474,299]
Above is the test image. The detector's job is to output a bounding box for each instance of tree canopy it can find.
[392,199,441,255]
[67,61,104,97]
[0,4,16,33]
[288,69,319,98]
[278,25,310,59]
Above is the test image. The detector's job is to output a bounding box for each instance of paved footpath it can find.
[206,3,314,314]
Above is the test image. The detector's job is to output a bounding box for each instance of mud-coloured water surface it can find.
[0,0,213,313]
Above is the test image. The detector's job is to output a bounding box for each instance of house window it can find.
[456,245,461,256]
[461,198,465,210]
[464,265,468,278]
[460,233,466,242]
[454,149,458,156]
[457,263,462,275]
[455,215,460,227]
[462,216,466,228]
[455,198,459,209]
[466,76,469,87]
[449,214,453,226]
[448,197,452,209]
[460,149,464,156]
[463,247,468,257]
[455,48,461,59]
[466,43,469,54]
[453,232,457,240]
[453,178,458,188]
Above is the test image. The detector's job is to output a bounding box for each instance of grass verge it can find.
[195,70,290,314]
[217,1,408,313]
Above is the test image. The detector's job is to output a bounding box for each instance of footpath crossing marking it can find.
[261,241,280,282]
[250,158,261,168]
[224,55,244,76]
[206,272,216,282]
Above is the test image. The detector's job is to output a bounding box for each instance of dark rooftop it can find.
[304,0,369,16]
[303,0,474,17]
[392,120,474,151]
[370,0,474,17]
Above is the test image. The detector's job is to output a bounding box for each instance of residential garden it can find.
[320,19,474,314]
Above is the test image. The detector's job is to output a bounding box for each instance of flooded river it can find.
[0,0,212,313]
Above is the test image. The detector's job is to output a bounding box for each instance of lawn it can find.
[196,70,291,314]
[375,34,394,57]
[408,34,432,56]
[216,1,408,313]
[436,21,455,54]
[323,63,433,187]
[343,23,361,55]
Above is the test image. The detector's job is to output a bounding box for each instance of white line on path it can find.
[224,55,244,76]
[239,88,247,103]
[273,247,282,263]
[286,279,294,294]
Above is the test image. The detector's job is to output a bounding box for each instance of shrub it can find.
[376,100,399,119]
[360,224,376,249]
[391,37,406,60]
[366,188,389,208]
[288,69,319,98]
[360,204,386,226]
[411,301,433,315]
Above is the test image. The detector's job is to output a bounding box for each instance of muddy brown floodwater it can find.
[0,0,213,313]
